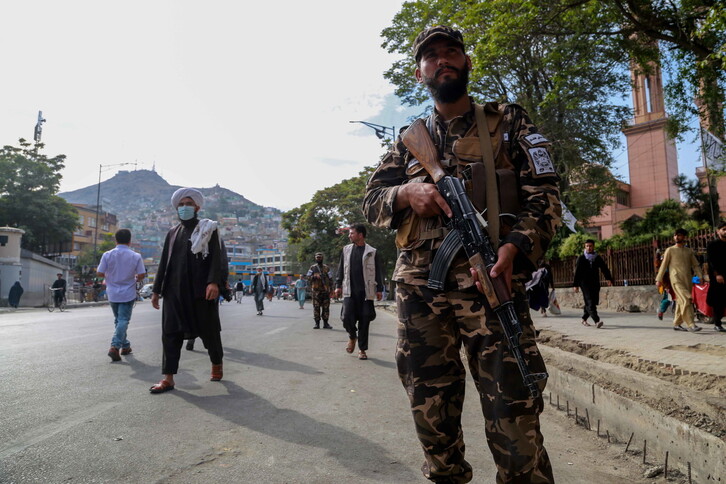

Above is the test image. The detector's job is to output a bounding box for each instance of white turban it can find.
[171,187,204,209]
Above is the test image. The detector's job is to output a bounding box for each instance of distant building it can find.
[585,61,681,239]
[53,204,118,268]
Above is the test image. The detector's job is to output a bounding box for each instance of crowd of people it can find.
[8,23,726,484]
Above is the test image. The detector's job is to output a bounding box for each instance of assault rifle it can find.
[401,118,547,398]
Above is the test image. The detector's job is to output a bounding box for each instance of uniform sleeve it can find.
[503,105,562,269]
[362,136,408,229]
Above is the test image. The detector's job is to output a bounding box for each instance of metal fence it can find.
[550,228,716,288]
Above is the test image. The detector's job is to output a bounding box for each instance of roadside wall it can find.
[554,285,661,313]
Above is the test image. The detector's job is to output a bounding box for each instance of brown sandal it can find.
[358,350,368,360]
[346,338,356,353]
[581,320,591,327]
[149,380,175,394]
[210,364,223,381]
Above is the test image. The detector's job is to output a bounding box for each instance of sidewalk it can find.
[378,300,726,377]
[535,308,726,377]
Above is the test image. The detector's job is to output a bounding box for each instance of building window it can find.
[74,242,80,251]
[78,215,84,224]
[89,218,96,228]
[616,189,630,207]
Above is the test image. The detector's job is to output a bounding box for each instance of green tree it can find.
[673,173,721,225]
[381,0,630,223]
[0,139,79,253]
[552,0,725,139]
[282,168,397,279]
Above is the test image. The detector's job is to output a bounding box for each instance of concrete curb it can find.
[542,345,724,482]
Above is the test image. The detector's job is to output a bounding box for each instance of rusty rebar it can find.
[585,408,591,431]
[596,419,600,437]
[625,432,634,453]
[664,451,668,478]
[643,440,647,464]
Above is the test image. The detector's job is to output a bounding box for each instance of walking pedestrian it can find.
[706,221,726,332]
[363,25,559,483]
[96,229,146,362]
[656,228,703,332]
[8,281,23,308]
[307,252,332,329]
[573,239,614,328]
[294,275,307,309]
[526,261,552,317]
[334,224,384,360]
[150,188,225,393]
[251,268,268,316]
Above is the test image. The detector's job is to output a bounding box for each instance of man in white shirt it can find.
[97,229,146,362]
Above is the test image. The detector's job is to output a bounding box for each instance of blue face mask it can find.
[178,206,196,221]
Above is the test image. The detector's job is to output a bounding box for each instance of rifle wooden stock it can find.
[401,119,447,183]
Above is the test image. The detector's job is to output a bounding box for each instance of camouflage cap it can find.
[413,25,465,62]
[315,252,324,257]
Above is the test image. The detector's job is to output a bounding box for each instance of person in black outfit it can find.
[706,221,726,332]
[51,273,66,307]
[573,239,614,328]
[150,188,224,393]
[334,224,384,360]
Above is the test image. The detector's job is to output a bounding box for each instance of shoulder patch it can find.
[528,147,555,175]
[524,133,548,145]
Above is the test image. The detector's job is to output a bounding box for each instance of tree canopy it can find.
[382,0,631,222]
[381,0,726,223]
[0,139,79,254]
[281,167,397,279]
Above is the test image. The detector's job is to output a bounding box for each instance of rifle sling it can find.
[474,104,500,245]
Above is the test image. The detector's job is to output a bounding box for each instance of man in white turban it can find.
[150,187,225,393]
[170,187,204,210]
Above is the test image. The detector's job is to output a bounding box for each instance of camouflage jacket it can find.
[363,100,561,289]
[306,263,332,293]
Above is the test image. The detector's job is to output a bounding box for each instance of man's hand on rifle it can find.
[470,242,518,294]
[395,183,452,218]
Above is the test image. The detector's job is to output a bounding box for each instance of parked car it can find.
[139,283,154,299]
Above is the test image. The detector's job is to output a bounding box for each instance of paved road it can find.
[1,298,650,483]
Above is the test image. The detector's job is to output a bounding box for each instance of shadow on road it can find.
[172,380,418,481]
[223,347,324,375]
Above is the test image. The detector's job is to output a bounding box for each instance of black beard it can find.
[423,64,469,104]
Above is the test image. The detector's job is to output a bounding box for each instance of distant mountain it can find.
[59,169,285,261]
[59,169,267,215]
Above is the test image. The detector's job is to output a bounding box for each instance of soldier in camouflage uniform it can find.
[363,26,560,483]
[307,252,333,329]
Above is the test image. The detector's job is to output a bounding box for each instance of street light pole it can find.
[349,121,396,142]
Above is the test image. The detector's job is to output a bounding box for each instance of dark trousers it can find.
[581,286,601,323]
[342,293,374,351]
[713,301,724,327]
[162,330,223,374]
[254,293,265,311]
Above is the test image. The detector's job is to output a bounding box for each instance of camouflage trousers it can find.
[312,291,330,323]
[396,282,554,484]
